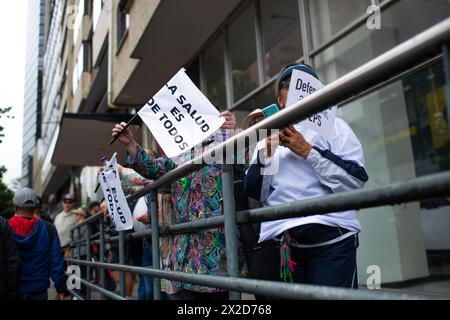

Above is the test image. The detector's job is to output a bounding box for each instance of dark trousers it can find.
[250,224,359,299]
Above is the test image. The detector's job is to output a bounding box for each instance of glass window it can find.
[186,57,200,88]
[229,4,259,103]
[72,47,84,95]
[260,0,303,79]
[404,63,450,191]
[313,0,450,84]
[234,84,274,113]
[117,0,130,46]
[73,0,84,45]
[203,34,226,110]
[93,0,104,32]
[308,0,371,48]
[338,61,449,294]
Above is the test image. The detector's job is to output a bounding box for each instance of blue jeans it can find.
[138,239,154,300]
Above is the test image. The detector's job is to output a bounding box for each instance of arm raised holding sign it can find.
[111,111,237,179]
[112,122,177,179]
[219,111,237,129]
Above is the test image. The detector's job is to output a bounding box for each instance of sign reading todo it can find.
[285,70,336,142]
[98,153,133,231]
[138,68,225,158]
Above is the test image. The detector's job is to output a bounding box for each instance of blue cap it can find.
[278,64,319,85]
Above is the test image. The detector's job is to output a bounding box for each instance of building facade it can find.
[22,0,46,188]
[30,0,450,290]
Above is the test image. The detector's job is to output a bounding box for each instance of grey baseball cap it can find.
[13,187,40,208]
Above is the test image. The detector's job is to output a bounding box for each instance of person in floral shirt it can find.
[112,111,248,300]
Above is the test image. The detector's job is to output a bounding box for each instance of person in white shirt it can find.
[53,193,78,251]
[244,64,368,296]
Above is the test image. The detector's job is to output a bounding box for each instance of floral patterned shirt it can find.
[127,129,247,292]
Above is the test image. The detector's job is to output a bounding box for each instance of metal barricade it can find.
[66,18,450,300]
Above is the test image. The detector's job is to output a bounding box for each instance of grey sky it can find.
[0,1,27,188]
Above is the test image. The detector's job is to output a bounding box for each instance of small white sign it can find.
[138,68,225,158]
[285,69,336,141]
[98,153,133,231]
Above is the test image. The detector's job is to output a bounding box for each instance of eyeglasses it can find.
[63,200,74,204]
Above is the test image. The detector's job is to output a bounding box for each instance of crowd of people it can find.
[0,63,368,300]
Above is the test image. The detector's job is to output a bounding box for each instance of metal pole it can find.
[150,191,161,300]
[77,228,81,260]
[223,26,234,109]
[442,43,450,132]
[108,112,140,145]
[66,258,450,301]
[76,276,126,300]
[91,172,450,240]
[119,231,126,297]
[76,227,82,298]
[254,0,265,85]
[86,223,91,300]
[298,0,311,65]
[222,164,240,300]
[125,18,450,203]
[99,215,106,300]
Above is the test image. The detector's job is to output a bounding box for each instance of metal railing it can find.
[66,18,450,300]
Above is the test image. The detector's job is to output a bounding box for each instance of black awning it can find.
[51,113,142,167]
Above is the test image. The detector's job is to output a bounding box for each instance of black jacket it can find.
[0,216,20,299]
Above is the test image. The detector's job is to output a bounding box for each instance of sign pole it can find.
[108,112,140,145]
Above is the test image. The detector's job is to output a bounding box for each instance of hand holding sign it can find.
[285,70,336,142]
[112,122,135,146]
[112,122,139,160]
[279,126,313,160]
[98,153,133,231]
[138,68,225,158]
[219,111,237,129]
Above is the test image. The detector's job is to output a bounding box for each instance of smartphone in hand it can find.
[262,104,280,118]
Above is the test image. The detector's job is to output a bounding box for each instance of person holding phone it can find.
[244,64,368,297]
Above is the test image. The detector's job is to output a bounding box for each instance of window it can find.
[72,46,84,95]
[60,63,67,95]
[202,34,227,110]
[117,0,130,48]
[235,84,274,113]
[92,0,104,32]
[229,4,259,103]
[260,0,303,79]
[83,41,91,72]
[186,57,200,88]
[308,0,371,48]
[313,0,450,83]
[73,0,84,46]
[337,60,450,289]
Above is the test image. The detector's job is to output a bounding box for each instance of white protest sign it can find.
[98,153,133,231]
[285,69,336,141]
[138,68,225,158]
